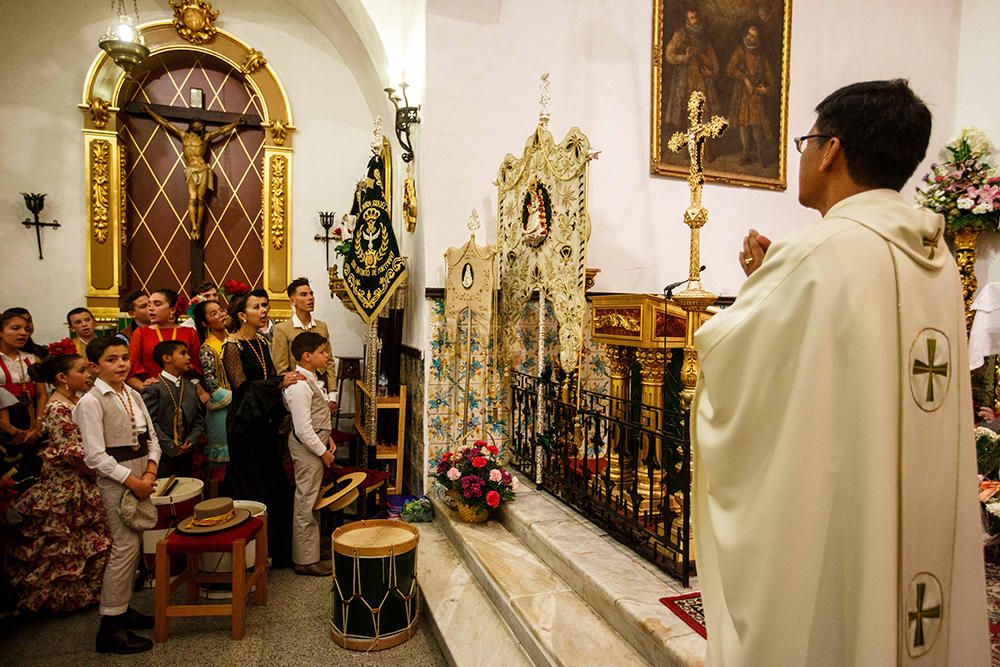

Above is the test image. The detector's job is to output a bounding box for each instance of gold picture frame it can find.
[651,0,792,191]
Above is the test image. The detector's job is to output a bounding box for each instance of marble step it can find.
[417,521,533,667]
[498,473,706,667]
[430,494,650,667]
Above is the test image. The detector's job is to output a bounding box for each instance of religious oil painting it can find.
[651,0,792,190]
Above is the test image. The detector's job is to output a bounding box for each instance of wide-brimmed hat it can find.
[177,497,251,535]
[314,472,366,511]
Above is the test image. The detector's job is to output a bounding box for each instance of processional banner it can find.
[496,94,597,373]
[342,147,408,325]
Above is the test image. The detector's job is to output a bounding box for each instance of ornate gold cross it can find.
[665,91,728,411]
[667,91,728,215]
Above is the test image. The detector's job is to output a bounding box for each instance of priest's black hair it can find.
[814,79,932,192]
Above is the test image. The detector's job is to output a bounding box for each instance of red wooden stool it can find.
[154,516,268,642]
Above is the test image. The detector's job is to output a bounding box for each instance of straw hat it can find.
[314,472,366,511]
[177,497,251,535]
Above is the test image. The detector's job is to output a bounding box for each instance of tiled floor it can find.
[0,568,446,667]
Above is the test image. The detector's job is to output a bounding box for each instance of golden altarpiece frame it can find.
[79,21,295,322]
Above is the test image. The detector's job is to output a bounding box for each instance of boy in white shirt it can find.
[74,336,160,654]
[282,331,336,576]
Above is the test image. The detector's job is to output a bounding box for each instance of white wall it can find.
[0,0,376,357]
[956,0,1000,288]
[421,0,963,298]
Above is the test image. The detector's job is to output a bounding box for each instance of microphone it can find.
[663,265,706,293]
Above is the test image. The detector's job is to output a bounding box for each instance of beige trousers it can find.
[96,458,147,616]
[288,432,328,566]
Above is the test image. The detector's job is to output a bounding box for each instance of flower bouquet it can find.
[332,213,357,259]
[976,426,1000,539]
[916,127,1000,234]
[434,441,517,523]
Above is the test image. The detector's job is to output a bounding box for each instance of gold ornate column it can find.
[83,125,126,322]
[635,348,669,512]
[606,345,633,500]
[951,227,979,332]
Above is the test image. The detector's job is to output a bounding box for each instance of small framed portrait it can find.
[651,0,792,190]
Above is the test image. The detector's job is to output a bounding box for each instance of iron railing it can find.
[508,370,693,586]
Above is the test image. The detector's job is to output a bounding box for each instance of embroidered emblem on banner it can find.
[905,572,943,657]
[342,149,407,325]
[908,328,950,412]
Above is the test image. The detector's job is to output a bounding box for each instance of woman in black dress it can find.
[221,294,302,567]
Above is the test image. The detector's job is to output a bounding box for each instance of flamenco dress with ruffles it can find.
[7,401,111,612]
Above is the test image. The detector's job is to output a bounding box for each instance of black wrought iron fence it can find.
[508,370,693,586]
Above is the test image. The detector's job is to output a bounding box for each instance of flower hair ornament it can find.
[174,294,191,322]
[48,338,79,357]
[222,279,252,299]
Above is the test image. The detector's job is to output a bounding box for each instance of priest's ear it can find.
[817,137,844,173]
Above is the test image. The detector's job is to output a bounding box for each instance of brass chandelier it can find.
[98,0,149,74]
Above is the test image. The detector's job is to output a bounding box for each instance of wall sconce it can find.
[315,211,337,270]
[20,193,61,260]
[384,81,421,163]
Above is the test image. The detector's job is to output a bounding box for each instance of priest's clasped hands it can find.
[739,229,772,276]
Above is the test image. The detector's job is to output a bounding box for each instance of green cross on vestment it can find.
[922,228,941,260]
[907,582,941,648]
[912,338,948,403]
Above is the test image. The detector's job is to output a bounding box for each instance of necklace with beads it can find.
[112,385,140,449]
[242,335,269,378]
[159,375,186,445]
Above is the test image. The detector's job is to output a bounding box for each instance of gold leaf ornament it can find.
[169,0,219,45]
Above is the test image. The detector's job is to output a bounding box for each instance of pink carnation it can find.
[447,467,461,481]
[489,469,502,482]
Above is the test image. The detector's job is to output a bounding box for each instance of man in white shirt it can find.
[271,278,338,403]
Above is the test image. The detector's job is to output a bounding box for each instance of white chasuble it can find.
[692,189,988,665]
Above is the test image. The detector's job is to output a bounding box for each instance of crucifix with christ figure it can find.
[124,99,262,286]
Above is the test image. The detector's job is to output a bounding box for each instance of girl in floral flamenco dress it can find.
[7,340,111,613]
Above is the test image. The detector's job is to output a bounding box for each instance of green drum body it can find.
[330,519,420,651]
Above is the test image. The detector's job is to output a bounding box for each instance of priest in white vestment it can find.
[692,80,989,665]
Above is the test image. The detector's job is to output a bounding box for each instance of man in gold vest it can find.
[693,80,989,664]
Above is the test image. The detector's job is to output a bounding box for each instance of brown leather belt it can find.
[107,432,150,462]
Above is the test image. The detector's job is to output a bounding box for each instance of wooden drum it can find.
[142,477,204,570]
[330,519,420,651]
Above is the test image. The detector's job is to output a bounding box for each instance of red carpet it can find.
[659,592,706,638]
[665,562,1000,657]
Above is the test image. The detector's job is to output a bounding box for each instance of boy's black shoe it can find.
[120,606,154,630]
[96,615,153,654]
